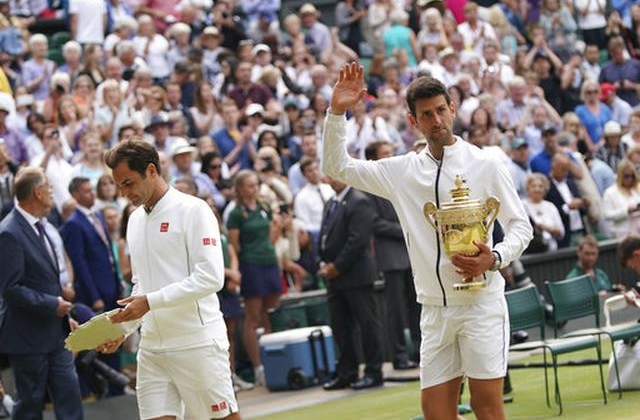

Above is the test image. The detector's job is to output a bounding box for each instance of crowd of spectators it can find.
[2,0,640,400]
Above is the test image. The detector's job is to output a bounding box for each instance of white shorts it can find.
[419,297,510,389]
[137,337,239,420]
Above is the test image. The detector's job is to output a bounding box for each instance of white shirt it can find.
[132,34,170,79]
[69,0,107,44]
[30,153,73,213]
[294,182,335,232]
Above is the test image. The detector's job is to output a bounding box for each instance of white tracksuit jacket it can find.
[323,113,533,307]
[127,188,227,351]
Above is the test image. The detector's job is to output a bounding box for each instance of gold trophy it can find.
[423,175,500,291]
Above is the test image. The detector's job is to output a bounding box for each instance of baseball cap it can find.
[511,138,528,149]
[144,113,171,133]
[542,125,557,136]
[603,120,622,137]
[600,83,615,102]
[245,103,265,117]
[259,10,276,23]
[252,44,271,55]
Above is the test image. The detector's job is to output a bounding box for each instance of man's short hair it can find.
[578,235,598,251]
[618,236,640,267]
[104,139,162,177]
[14,167,45,202]
[299,156,316,175]
[173,177,198,195]
[405,76,450,118]
[68,177,91,195]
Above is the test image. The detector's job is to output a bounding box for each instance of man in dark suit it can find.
[364,141,420,370]
[0,167,83,419]
[319,176,385,391]
[545,152,589,248]
[61,177,122,313]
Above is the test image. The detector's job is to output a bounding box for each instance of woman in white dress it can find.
[523,173,565,251]
[602,159,640,238]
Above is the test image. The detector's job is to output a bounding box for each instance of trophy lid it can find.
[440,175,482,210]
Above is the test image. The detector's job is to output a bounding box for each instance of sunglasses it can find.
[586,90,599,94]
[209,164,221,170]
[623,173,636,179]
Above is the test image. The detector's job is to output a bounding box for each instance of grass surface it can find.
[254,347,640,420]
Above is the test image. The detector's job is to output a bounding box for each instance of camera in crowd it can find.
[76,350,130,399]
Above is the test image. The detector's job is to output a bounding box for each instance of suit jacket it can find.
[545,176,583,248]
[319,188,377,291]
[61,209,121,310]
[366,193,411,272]
[0,209,69,354]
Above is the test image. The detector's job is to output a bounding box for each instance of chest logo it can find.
[160,222,169,232]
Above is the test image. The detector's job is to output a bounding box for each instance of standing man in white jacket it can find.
[99,140,241,420]
[323,63,532,420]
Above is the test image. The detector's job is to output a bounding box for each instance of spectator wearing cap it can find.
[531,125,583,177]
[200,26,225,84]
[596,120,628,172]
[251,43,273,82]
[299,3,332,62]
[132,14,170,85]
[244,103,266,146]
[168,137,200,183]
[212,99,257,172]
[241,0,281,31]
[21,34,55,102]
[167,22,192,73]
[575,79,613,151]
[509,137,531,199]
[69,0,107,46]
[227,60,274,110]
[600,36,640,107]
[144,112,176,156]
[246,10,281,45]
[600,82,633,128]
[437,47,460,87]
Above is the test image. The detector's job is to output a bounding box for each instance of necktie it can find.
[35,220,55,263]
[320,199,339,251]
[90,213,109,246]
[90,212,115,265]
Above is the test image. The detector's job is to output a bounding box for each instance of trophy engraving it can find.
[424,175,500,291]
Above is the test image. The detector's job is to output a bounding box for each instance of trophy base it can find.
[453,280,487,291]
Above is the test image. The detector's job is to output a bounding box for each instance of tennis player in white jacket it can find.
[323,63,532,420]
[99,140,241,420]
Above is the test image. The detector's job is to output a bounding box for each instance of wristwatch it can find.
[490,250,502,271]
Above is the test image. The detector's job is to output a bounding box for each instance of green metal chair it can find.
[545,275,640,398]
[49,31,71,49]
[505,284,608,414]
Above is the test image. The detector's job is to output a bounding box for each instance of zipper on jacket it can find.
[429,153,447,307]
